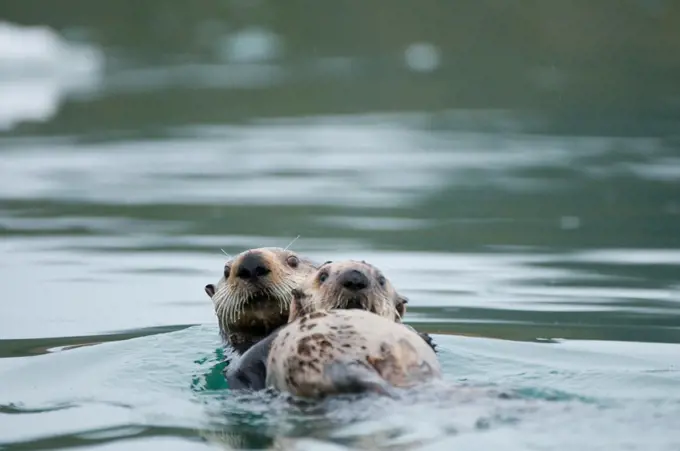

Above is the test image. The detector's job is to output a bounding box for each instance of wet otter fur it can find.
[223,260,439,396]
[204,247,318,354]
[267,309,441,398]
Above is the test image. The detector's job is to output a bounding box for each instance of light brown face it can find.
[205,247,318,336]
[289,260,407,323]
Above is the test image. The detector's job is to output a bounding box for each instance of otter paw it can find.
[418,332,438,353]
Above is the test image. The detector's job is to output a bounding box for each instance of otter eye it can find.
[318,271,329,283]
[286,255,299,268]
[223,264,231,279]
[378,275,386,287]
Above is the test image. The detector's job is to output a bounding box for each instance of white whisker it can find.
[333,292,344,311]
[284,235,301,251]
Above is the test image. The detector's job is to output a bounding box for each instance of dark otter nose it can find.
[338,269,369,292]
[236,252,271,280]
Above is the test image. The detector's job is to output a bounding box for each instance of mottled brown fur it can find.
[266,309,441,398]
[204,247,317,354]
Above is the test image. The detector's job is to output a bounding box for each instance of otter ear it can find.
[396,295,408,320]
[205,284,216,298]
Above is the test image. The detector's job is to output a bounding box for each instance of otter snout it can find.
[338,269,369,292]
[235,252,271,281]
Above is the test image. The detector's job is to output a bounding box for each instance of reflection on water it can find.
[1,2,680,450]
[0,21,103,131]
[0,327,678,450]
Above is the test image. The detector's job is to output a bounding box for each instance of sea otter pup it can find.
[267,309,441,398]
[223,260,439,395]
[204,247,318,354]
[286,259,407,322]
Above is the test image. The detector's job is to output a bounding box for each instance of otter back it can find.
[265,309,441,398]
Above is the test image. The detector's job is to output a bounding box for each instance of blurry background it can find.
[1,0,680,344]
[1,2,680,450]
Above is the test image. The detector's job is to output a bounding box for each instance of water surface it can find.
[1,6,680,450]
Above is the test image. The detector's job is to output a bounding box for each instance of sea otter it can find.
[223,260,439,396]
[204,247,318,354]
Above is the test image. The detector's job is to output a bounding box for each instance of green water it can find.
[1,2,680,450]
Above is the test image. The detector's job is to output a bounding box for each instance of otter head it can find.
[288,260,408,323]
[205,247,317,353]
